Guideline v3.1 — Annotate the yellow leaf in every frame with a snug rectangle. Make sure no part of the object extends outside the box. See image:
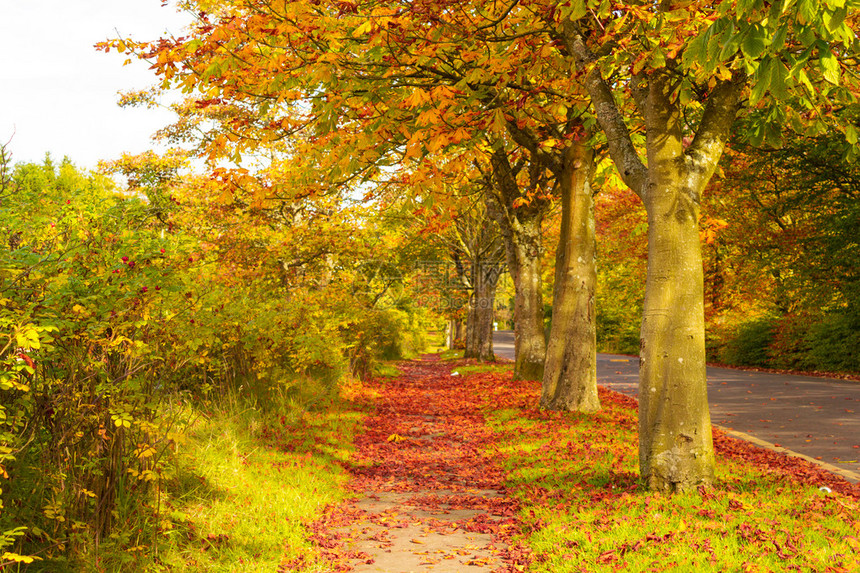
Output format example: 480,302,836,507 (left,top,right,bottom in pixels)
490,108,507,134
352,19,373,38
1,553,40,563
404,89,431,108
